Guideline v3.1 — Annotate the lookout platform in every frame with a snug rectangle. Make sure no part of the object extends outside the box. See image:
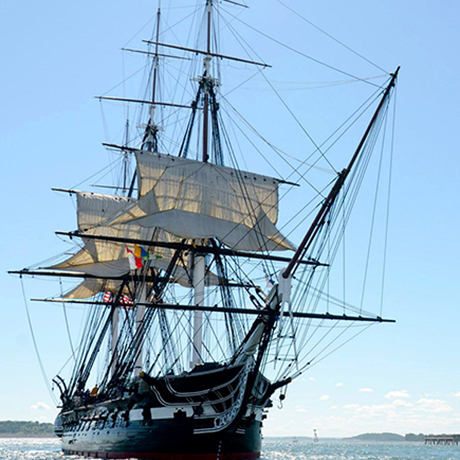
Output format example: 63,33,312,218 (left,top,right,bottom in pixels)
425,435,460,445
